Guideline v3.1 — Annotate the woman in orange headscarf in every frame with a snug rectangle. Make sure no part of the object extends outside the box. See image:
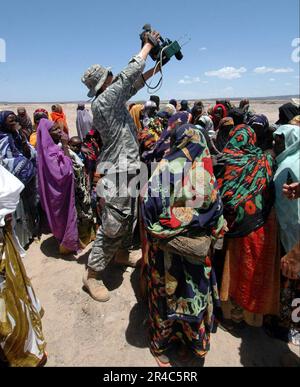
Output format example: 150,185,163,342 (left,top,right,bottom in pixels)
50,104,69,136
